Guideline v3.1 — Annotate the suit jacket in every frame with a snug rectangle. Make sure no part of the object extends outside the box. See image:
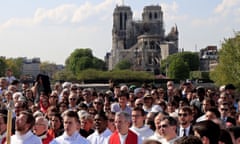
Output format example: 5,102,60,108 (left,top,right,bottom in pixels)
177,125,194,137
224,116,236,126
